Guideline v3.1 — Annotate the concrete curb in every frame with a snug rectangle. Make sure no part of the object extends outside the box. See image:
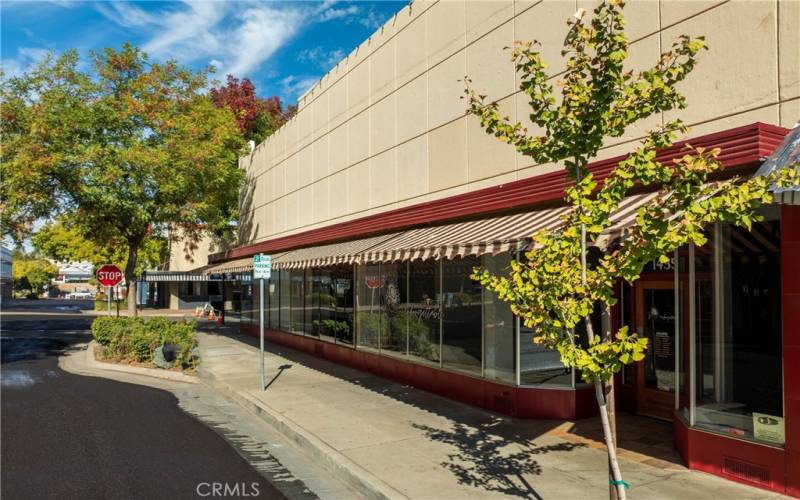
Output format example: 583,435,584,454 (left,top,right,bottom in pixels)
86,341,198,384
198,366,407,500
